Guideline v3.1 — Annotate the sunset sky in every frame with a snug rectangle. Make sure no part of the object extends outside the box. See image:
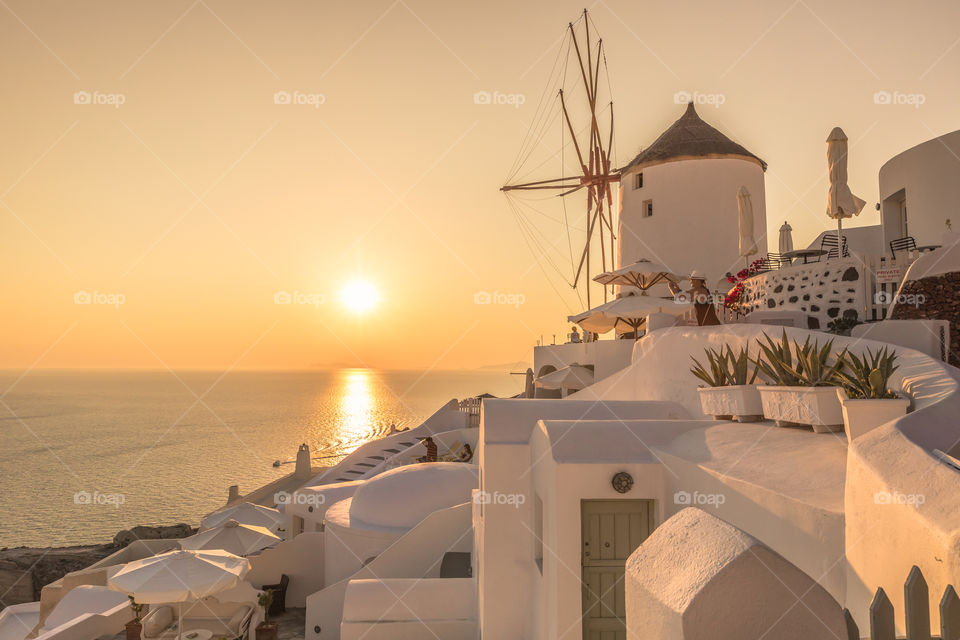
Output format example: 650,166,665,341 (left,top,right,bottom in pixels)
3,0,959,370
